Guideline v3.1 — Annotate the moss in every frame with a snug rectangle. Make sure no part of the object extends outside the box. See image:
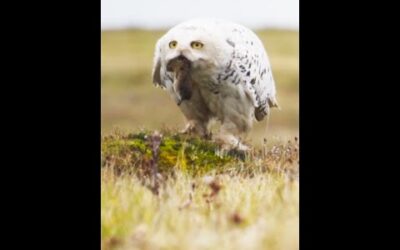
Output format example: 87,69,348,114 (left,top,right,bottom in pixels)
101,130,299,177
101,131,237,175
